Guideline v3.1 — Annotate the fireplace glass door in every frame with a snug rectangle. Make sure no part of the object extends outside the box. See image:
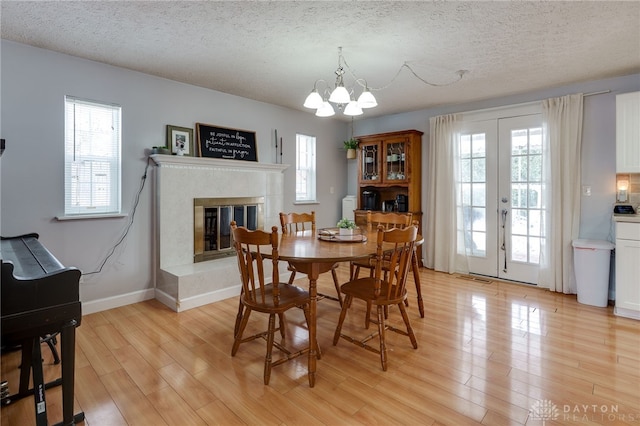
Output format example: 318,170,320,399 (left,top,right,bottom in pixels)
194,197,264,262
